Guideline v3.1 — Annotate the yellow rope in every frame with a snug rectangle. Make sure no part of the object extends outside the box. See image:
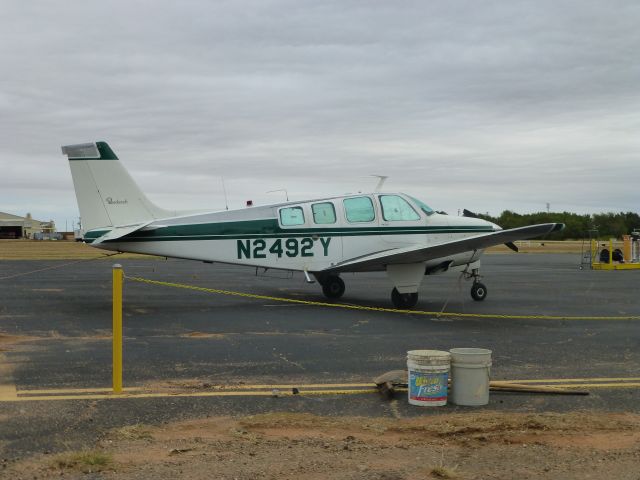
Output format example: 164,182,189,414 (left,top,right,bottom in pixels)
124,275,640,321
0,252,122,281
